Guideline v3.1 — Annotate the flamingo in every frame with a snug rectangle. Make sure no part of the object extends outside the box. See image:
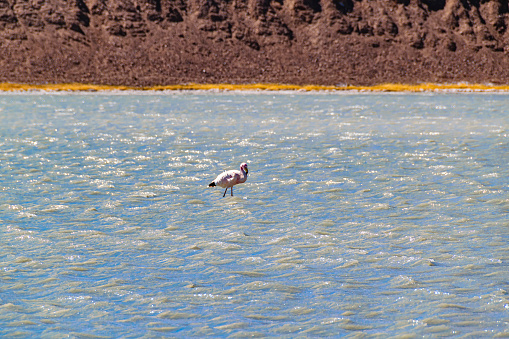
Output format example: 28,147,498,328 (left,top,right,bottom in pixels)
208,163,249,197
